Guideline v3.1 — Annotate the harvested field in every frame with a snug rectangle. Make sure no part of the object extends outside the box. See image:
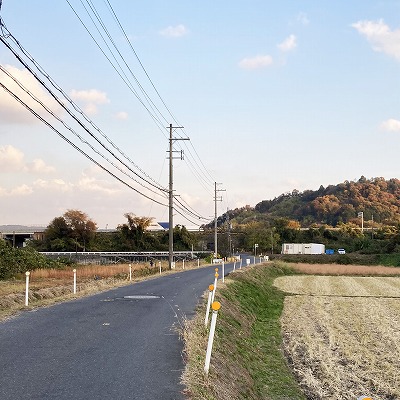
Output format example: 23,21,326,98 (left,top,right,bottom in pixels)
275,272,400,399
283,262,400,276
